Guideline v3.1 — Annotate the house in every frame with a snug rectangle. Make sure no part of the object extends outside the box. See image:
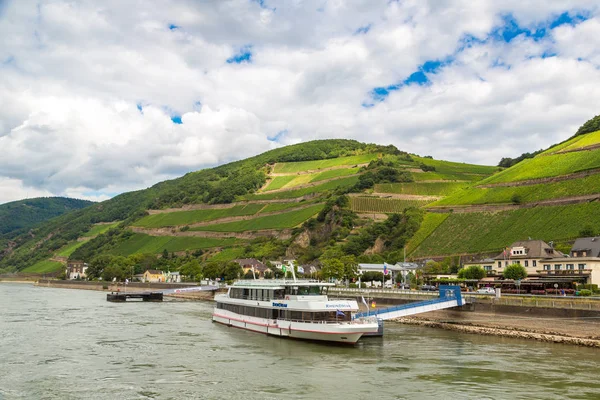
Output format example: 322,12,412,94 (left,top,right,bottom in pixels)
66,260,88,280
143,270,165,283
535,237,600,285
234,258,270,278
166,271,181,283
